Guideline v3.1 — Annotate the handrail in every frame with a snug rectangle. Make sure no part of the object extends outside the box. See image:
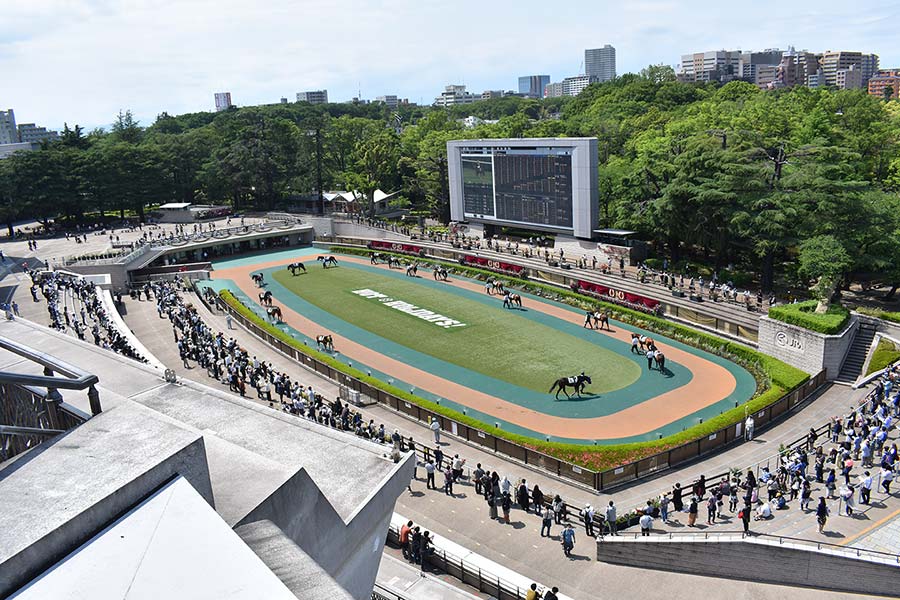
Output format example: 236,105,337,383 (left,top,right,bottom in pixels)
600,529,900,563
0,337,99,389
